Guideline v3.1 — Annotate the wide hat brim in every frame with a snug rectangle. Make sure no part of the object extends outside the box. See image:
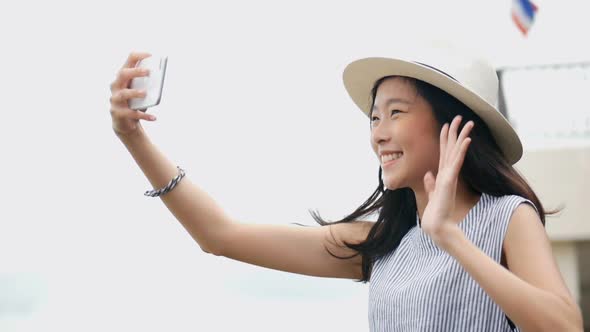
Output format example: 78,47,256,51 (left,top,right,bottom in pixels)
342,57,523,165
